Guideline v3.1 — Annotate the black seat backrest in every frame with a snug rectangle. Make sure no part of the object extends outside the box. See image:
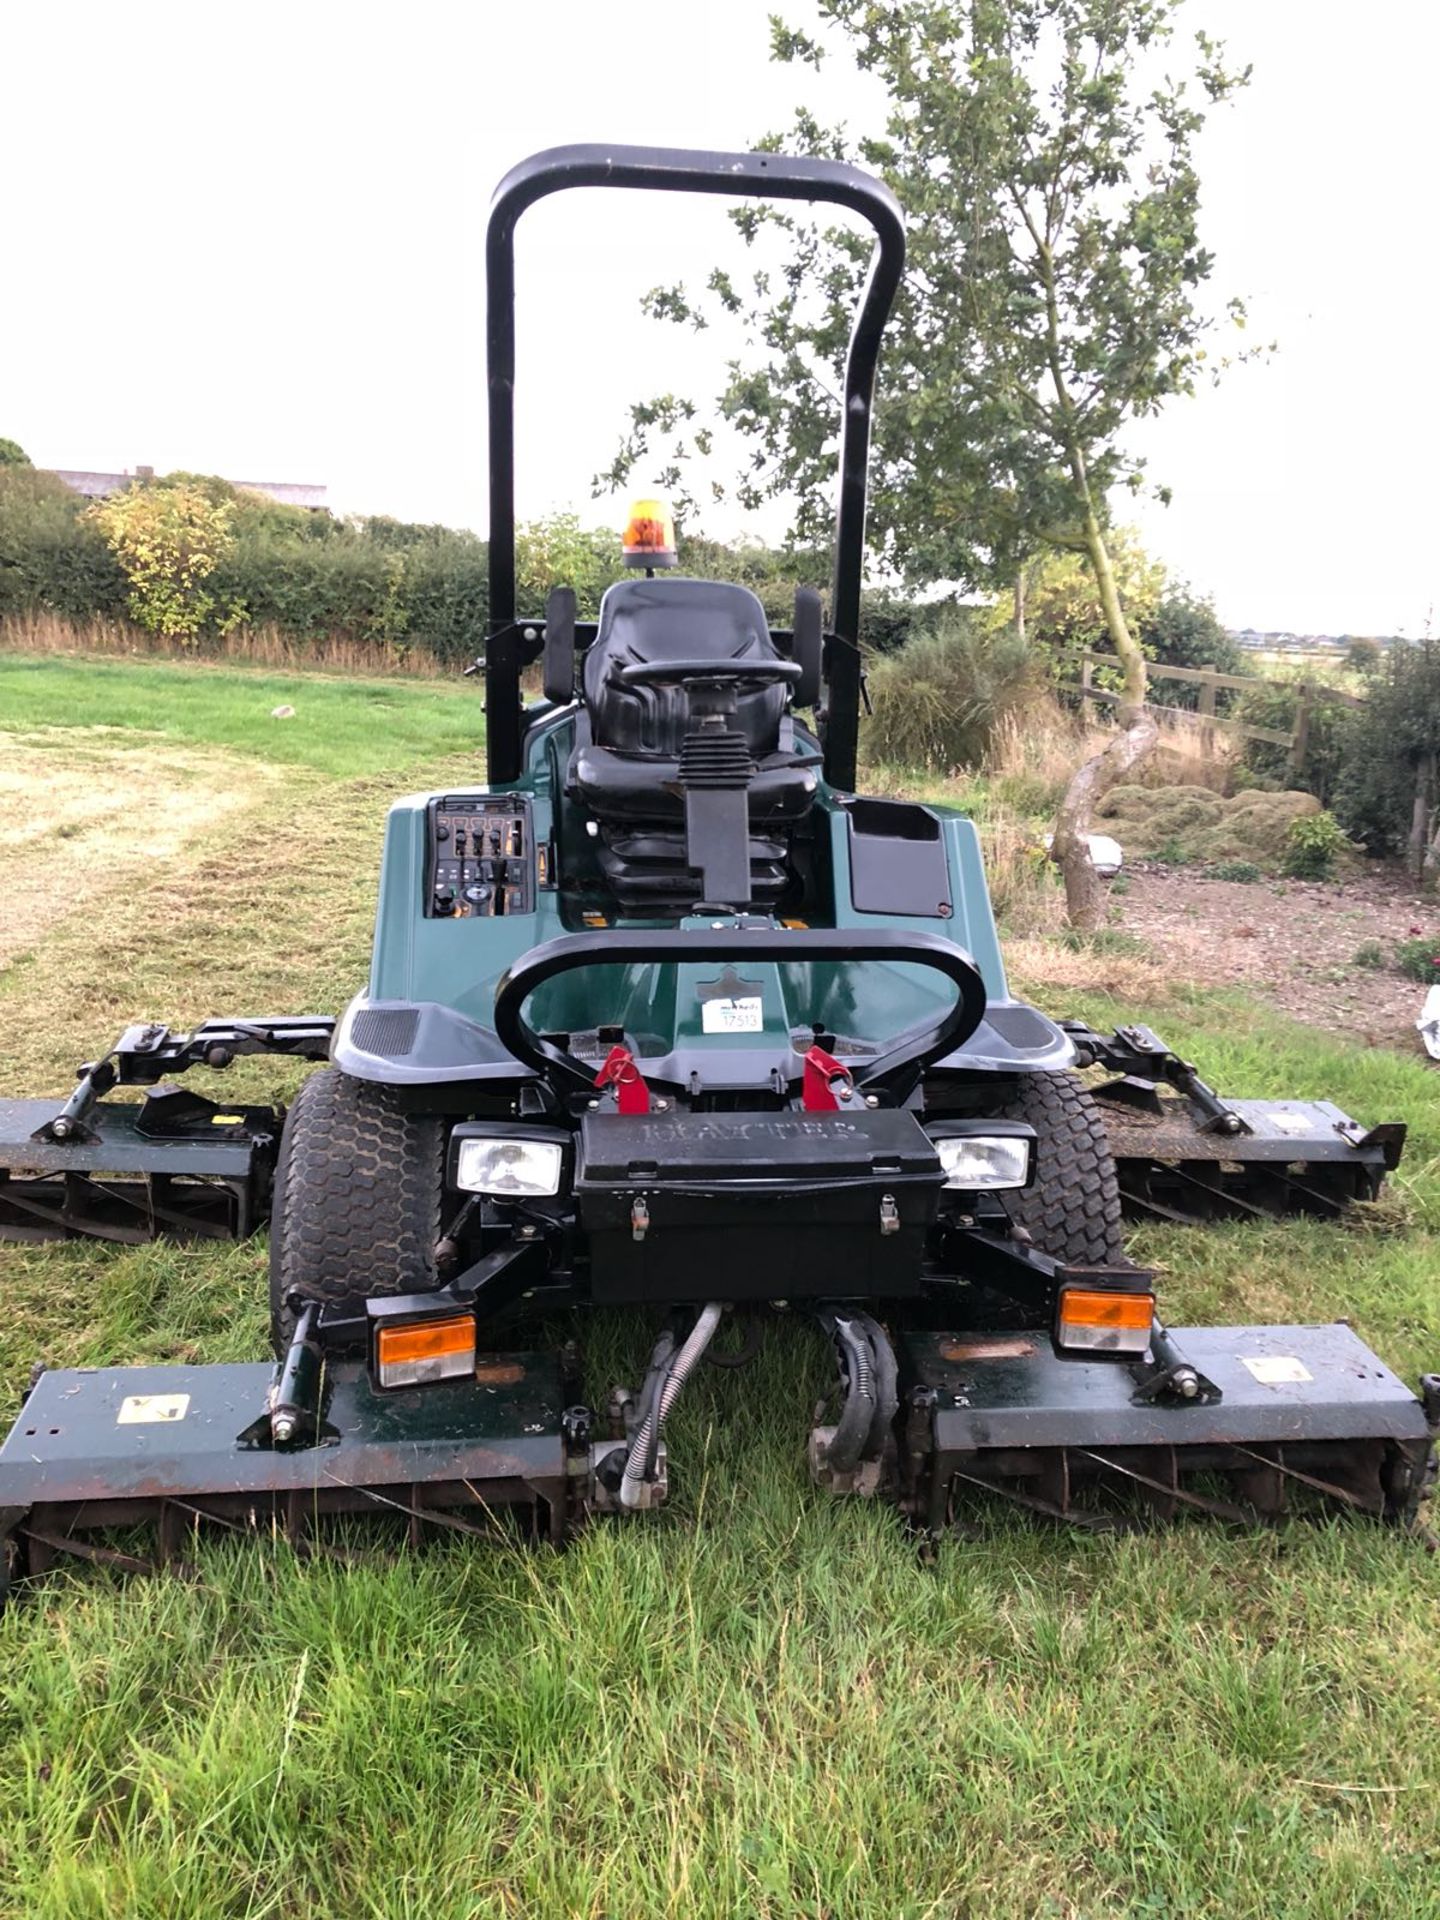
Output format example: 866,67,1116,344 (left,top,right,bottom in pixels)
584,576,788,757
